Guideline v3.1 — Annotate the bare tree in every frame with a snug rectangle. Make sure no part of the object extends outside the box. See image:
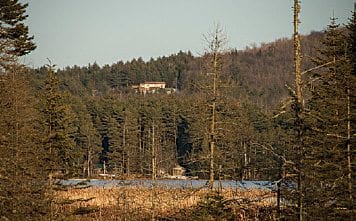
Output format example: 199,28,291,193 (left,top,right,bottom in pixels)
292,1,304,220
203,24,227,189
